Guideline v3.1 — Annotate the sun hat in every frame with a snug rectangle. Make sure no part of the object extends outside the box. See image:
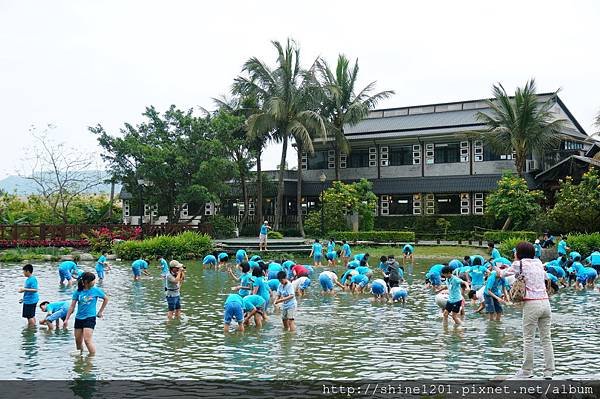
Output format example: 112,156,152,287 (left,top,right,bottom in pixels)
535,239,540,244
169,260,184,269
264,220,269,224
